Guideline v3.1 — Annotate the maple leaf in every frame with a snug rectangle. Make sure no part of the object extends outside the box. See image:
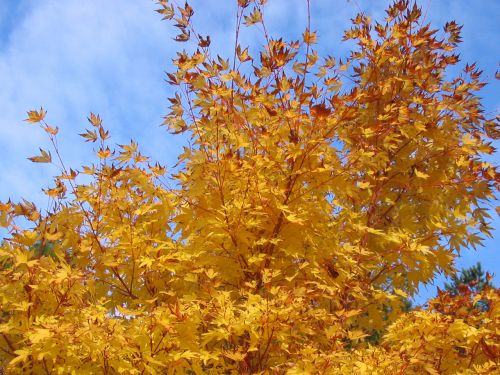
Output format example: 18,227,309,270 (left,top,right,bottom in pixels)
27,148,52,163
88,112,102,127
79,129,98,142
25,108,47,123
